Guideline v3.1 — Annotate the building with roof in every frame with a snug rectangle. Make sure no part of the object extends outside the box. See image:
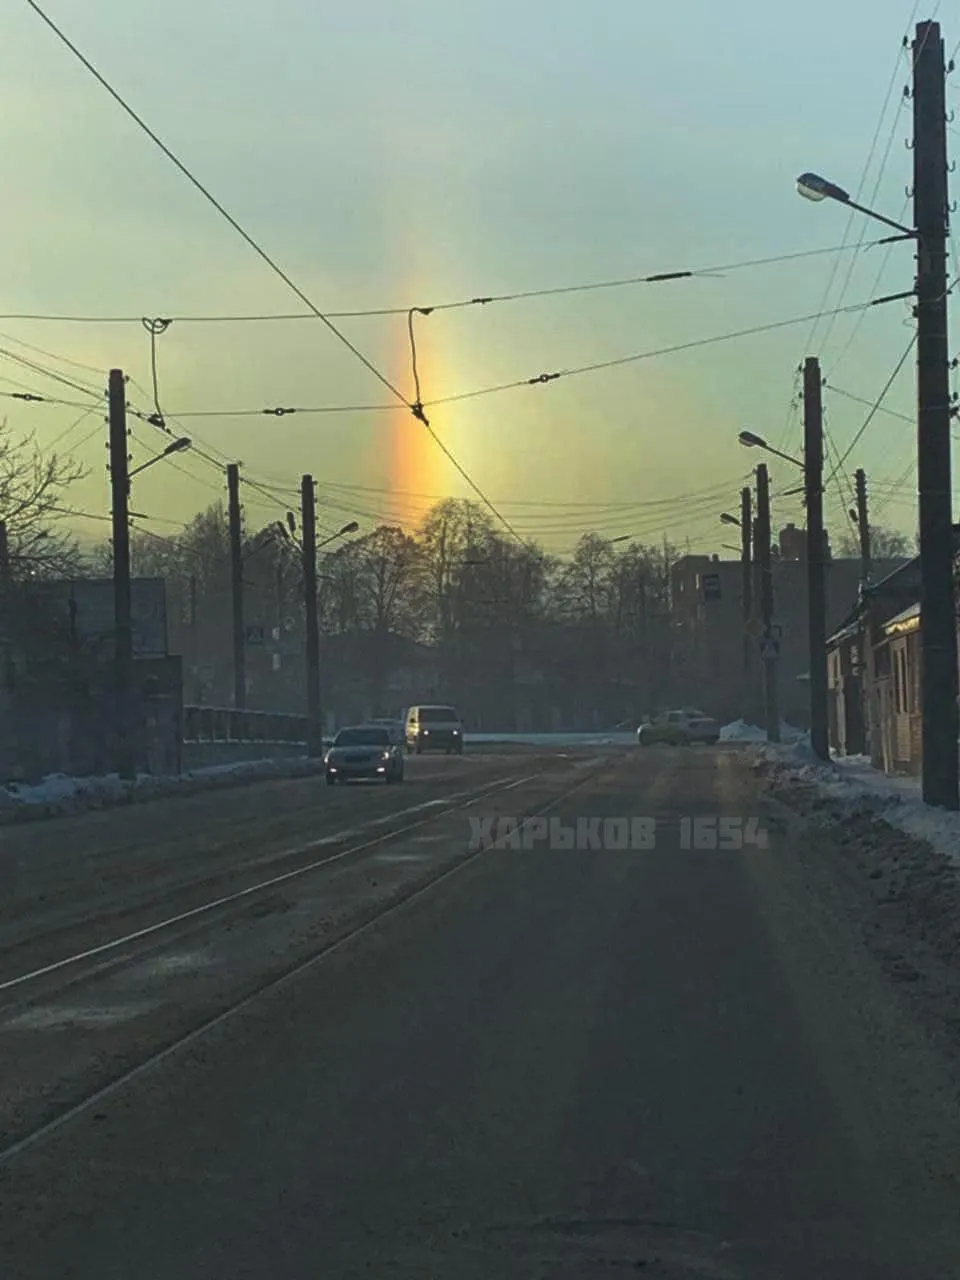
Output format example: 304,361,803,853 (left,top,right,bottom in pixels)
826,533,960,776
